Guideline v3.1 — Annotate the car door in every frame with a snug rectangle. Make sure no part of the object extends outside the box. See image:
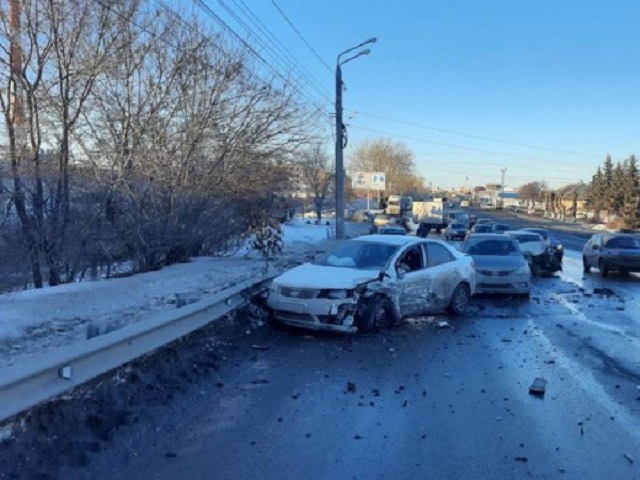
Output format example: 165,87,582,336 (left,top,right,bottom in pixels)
424,242,460,312
396,244,432,318
585,235,601,267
